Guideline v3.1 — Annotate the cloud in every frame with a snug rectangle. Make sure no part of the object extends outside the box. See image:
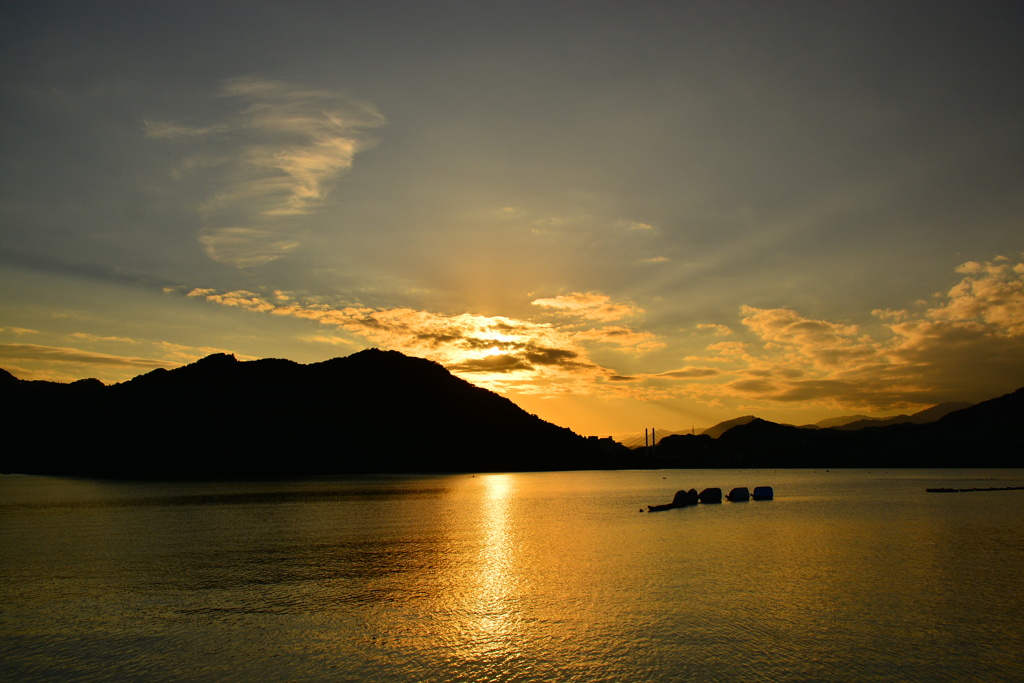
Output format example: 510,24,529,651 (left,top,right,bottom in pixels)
446,354,535,374
687,255,1024,410
0,327,40,336
619,220,654,232
657,367,721,379
739,306,876,369
573,326,664,352
196,228,301,269
143,120,230,139
696,323,733,336
531,292,643,322
181,287,614,394
300,334,357,346
0,344,168,369
176,255,1024,414
70,333,140,343
149,77,386,267
920,257,1024,335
